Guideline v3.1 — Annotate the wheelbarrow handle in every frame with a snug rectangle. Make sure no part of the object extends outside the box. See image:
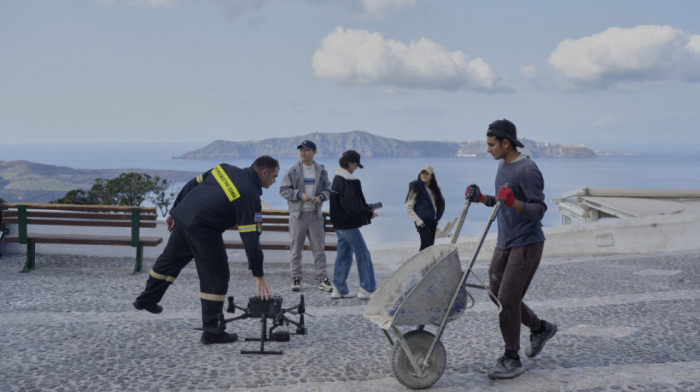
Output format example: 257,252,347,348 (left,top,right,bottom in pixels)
450,199,471,244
